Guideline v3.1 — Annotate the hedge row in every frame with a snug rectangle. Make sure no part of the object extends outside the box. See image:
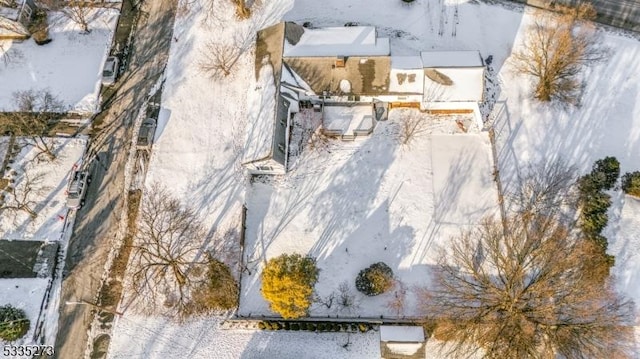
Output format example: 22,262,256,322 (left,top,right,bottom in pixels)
578,157,618,267
622,171,640,197
257,321,372,333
